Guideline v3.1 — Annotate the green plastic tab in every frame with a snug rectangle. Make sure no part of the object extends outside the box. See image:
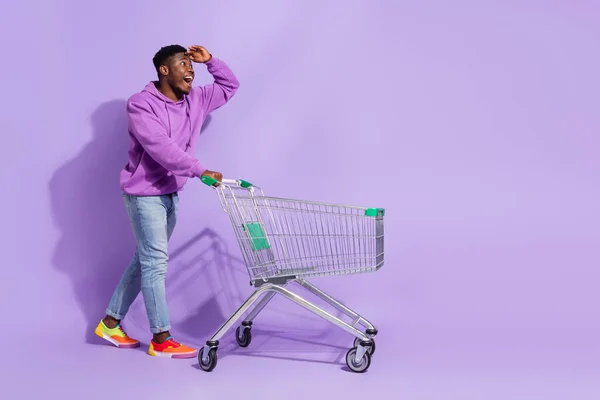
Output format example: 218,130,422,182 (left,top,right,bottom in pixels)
239,179,253,188
243,223,270,251
201,175,218,186
365,208,385,217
